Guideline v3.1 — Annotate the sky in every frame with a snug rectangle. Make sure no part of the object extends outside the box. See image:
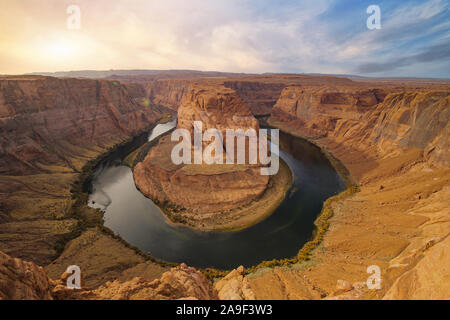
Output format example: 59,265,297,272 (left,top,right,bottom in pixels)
0,0,449,77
